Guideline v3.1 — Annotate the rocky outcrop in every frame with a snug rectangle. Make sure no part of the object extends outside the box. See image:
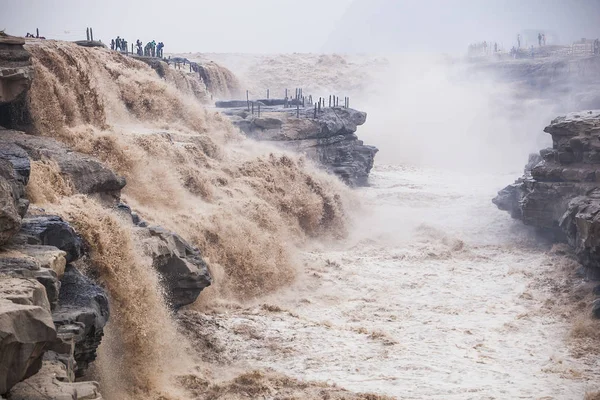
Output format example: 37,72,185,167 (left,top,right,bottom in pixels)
0,33,33,130
140,226,211,308
0,141,30,245
0,130,126,201
7,360,103,400
0,277,56,395
18,215,84,263
0,130,113,395
52,265,109,377
494,110,600,279
230,107,378,186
